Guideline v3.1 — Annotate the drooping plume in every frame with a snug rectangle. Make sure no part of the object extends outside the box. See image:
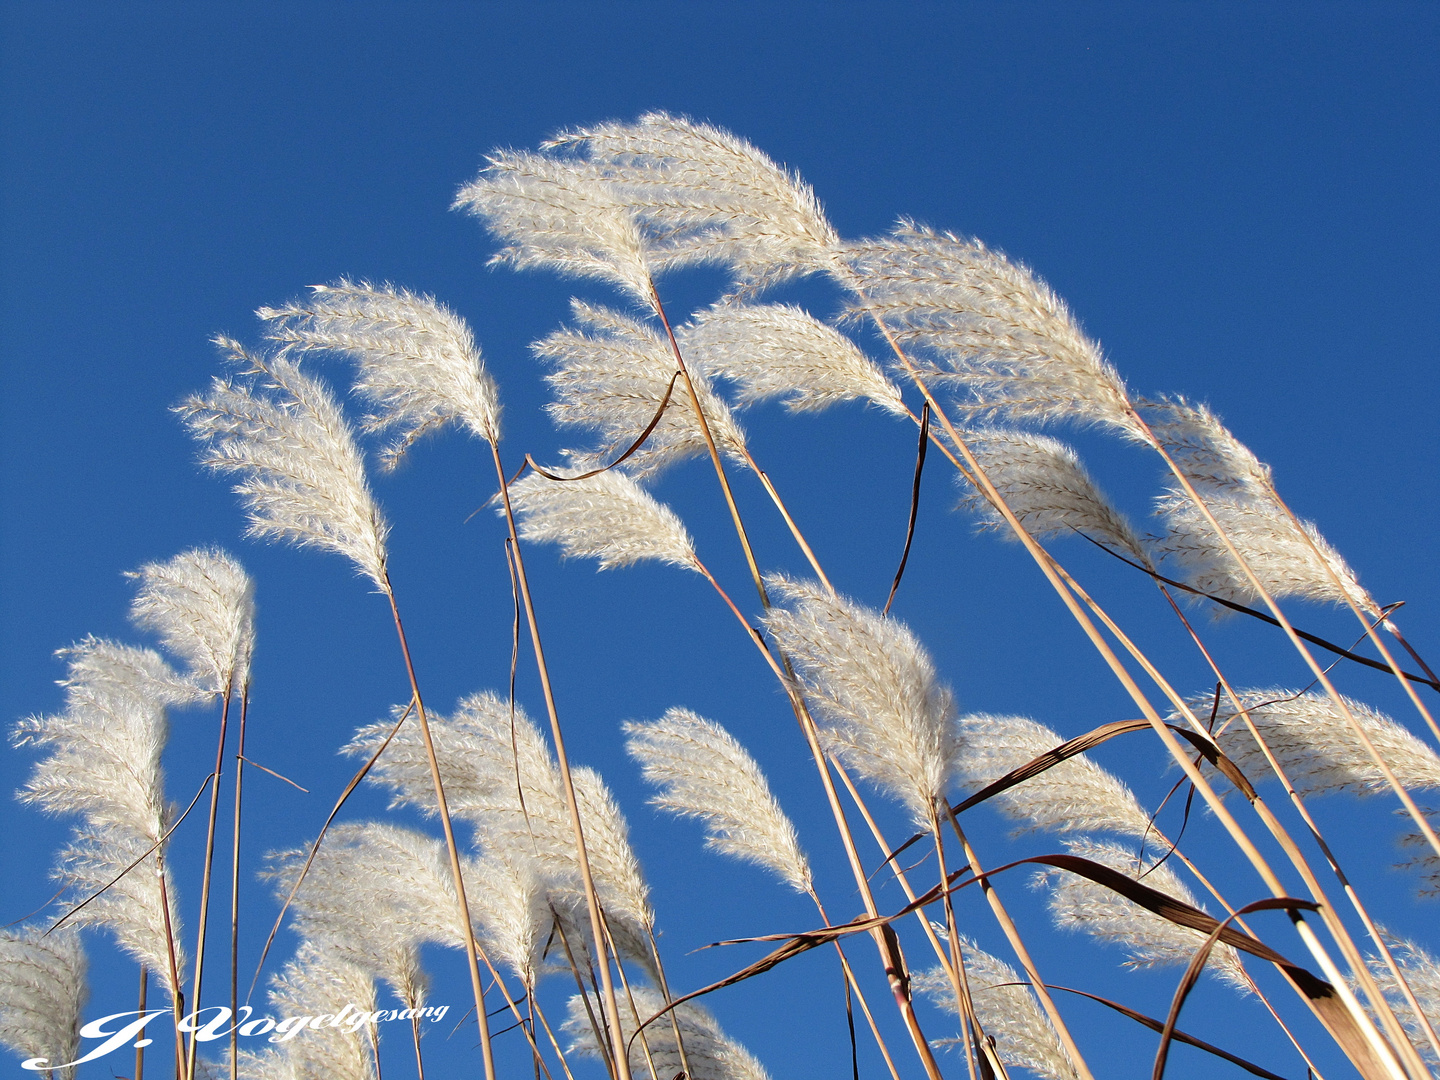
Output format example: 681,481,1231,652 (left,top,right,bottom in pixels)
843,222,1142,437
258,279,502,463
914,936,1078,1080
625,708,812,894
549,111,842,290
1200,689,1440,797
954,429,1147,561
1146,399,1373,613
0,926,87,1080
1036,837,1249,992
533,300,748,478
507,469,701,572
677,302,906,416
565,984,773,1080
956,714,1155,841
179,340,391,590
454,149,658,303
13,639,195,995
1154,487,1370,612
761,574,961,827
128,547,256,695
1367,935,1440,1065
270,823,461,1008
348,692,657,969
237,944,377,1080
